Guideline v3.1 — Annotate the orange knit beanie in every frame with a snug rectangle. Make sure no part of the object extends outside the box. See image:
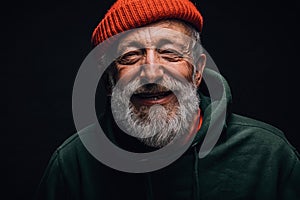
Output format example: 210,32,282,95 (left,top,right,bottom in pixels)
91,0,203,46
